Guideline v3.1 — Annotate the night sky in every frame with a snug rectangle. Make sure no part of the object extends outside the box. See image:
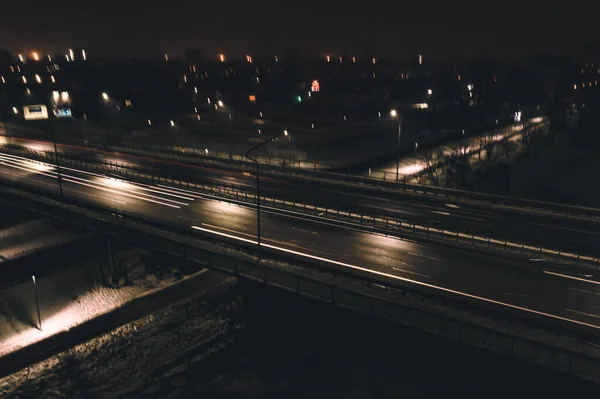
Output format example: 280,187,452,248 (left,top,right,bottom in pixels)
0,0,592,60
